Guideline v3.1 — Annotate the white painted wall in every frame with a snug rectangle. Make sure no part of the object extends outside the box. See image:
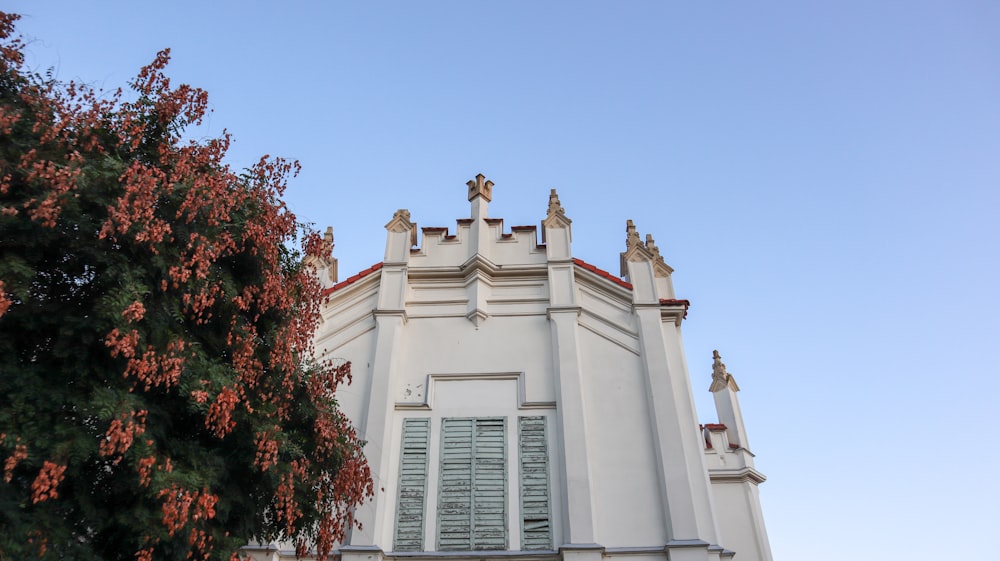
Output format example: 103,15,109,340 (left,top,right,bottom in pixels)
302,184,773,561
